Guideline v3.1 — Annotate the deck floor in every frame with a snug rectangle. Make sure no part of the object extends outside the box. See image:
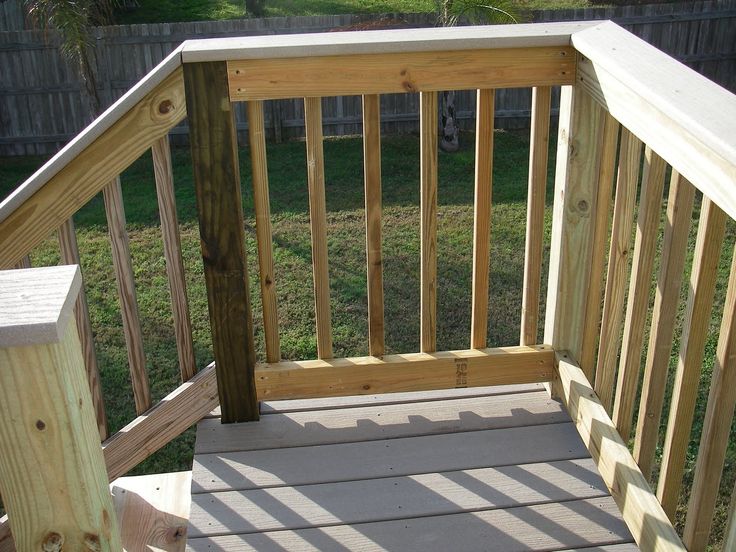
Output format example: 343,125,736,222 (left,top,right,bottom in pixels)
187,384,638,551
